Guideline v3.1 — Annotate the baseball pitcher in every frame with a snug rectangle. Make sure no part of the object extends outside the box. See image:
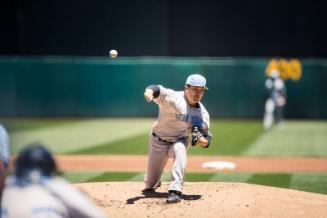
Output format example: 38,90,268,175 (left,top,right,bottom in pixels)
143,74,212,204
